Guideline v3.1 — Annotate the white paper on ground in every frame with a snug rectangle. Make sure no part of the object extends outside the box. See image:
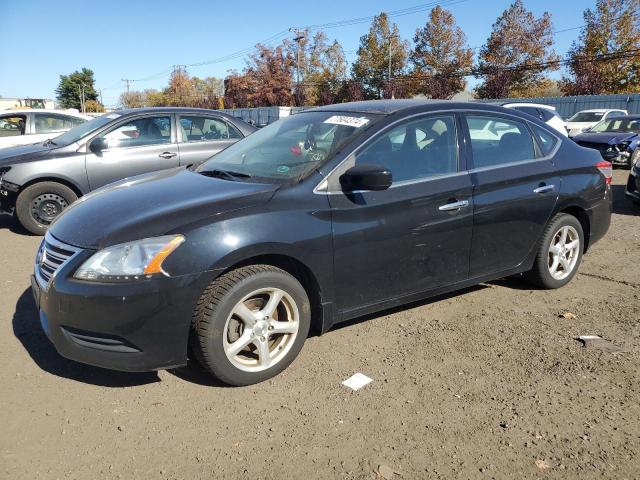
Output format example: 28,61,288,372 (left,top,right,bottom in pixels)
342,373,373,391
